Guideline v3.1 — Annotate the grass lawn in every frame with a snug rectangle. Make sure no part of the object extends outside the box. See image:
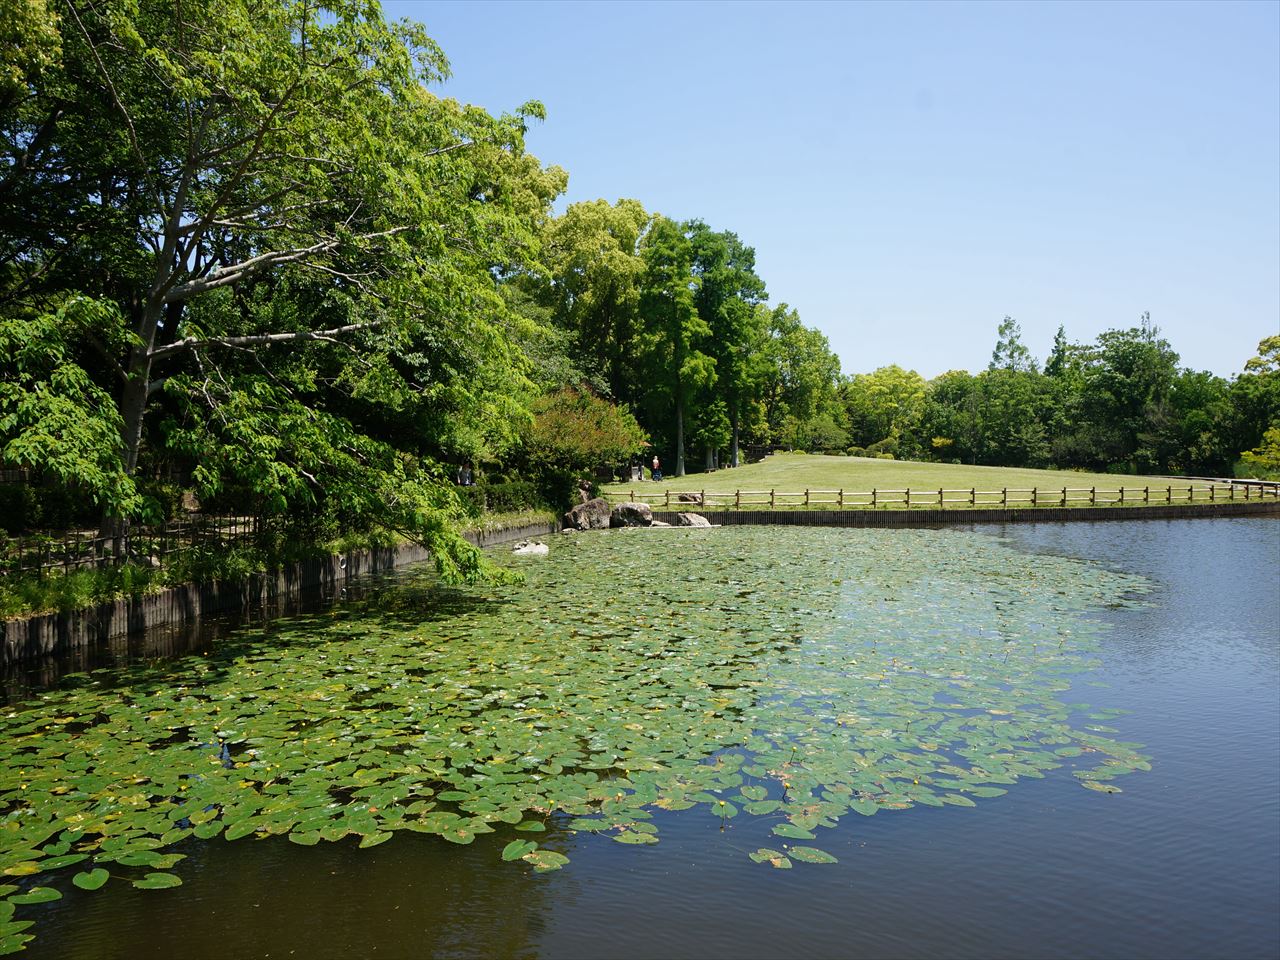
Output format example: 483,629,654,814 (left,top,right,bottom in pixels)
601,453,1241,508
